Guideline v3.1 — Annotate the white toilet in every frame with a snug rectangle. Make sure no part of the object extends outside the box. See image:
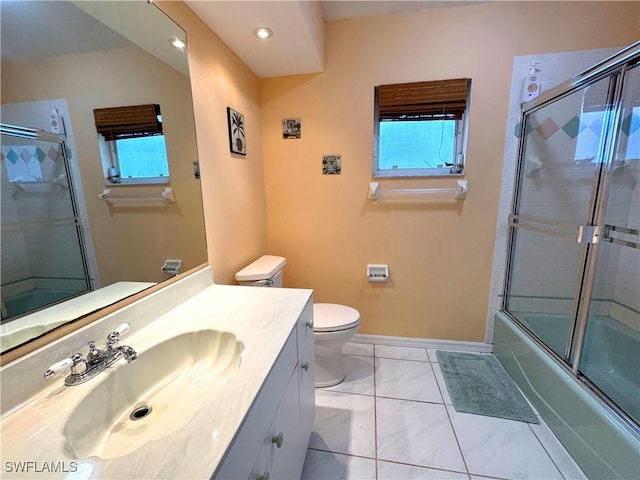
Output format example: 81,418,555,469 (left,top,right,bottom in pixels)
312,303,360,387
236,255,360,388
